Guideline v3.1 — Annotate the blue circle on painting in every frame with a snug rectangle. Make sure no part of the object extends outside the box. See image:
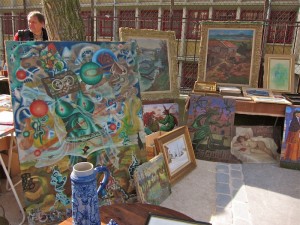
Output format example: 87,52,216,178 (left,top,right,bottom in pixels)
80,62,103,85
92,49,117,76
286,106,292,114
